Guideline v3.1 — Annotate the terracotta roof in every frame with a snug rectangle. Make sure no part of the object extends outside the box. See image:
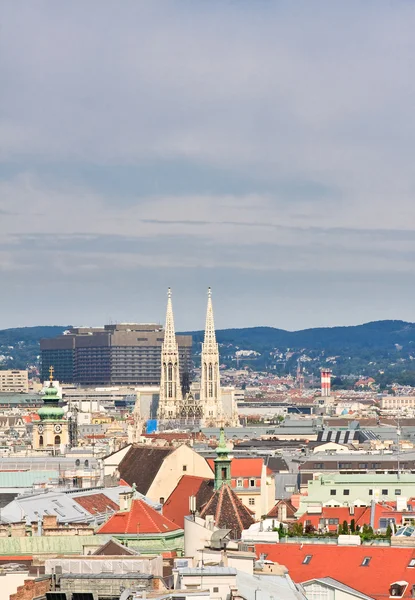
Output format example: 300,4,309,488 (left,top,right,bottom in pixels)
163,475,214,528
200,483,255,539
73,493,119,515
118,445,172,494
255,544,415,600
96,498,181,535
206,457,266,477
